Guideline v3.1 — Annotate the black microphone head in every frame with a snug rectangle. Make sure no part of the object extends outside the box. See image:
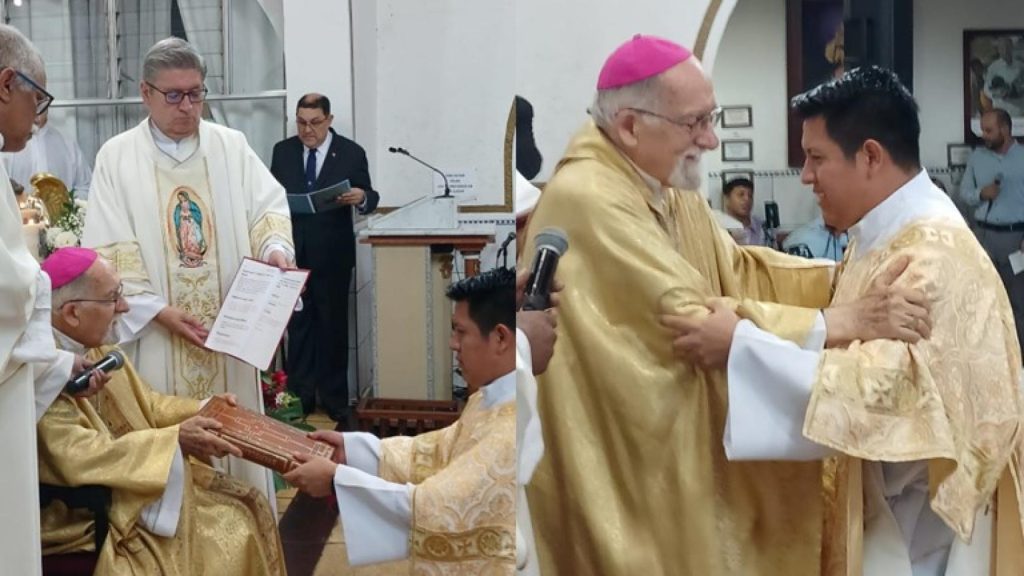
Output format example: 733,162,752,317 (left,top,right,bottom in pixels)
534,227,568,256
388,146,399,153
